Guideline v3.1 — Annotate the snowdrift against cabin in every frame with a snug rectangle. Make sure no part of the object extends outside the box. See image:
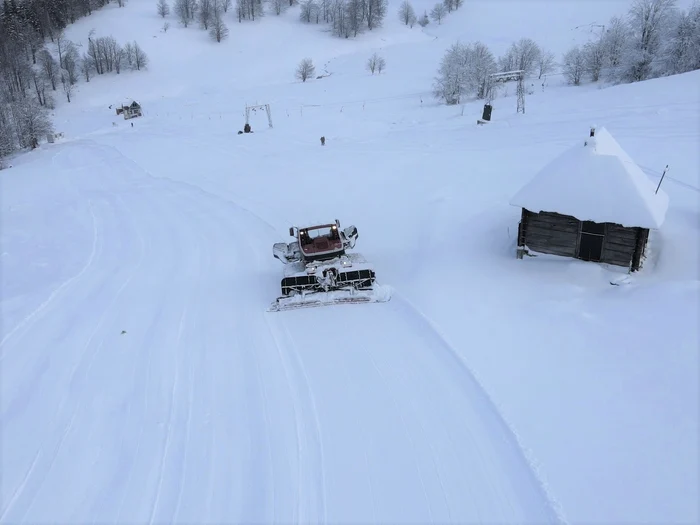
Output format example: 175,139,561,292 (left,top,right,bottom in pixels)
510,127,669,230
